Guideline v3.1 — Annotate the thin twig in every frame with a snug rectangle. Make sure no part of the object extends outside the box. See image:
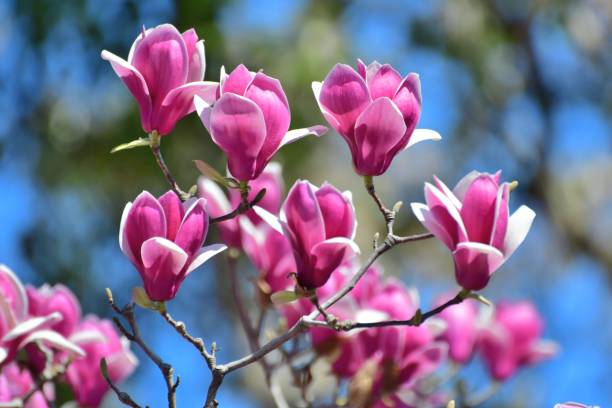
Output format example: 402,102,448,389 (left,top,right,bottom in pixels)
209,187,266,225
101,358,143,408
106,289,178,408
22,360,70,403
149,131,189,201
